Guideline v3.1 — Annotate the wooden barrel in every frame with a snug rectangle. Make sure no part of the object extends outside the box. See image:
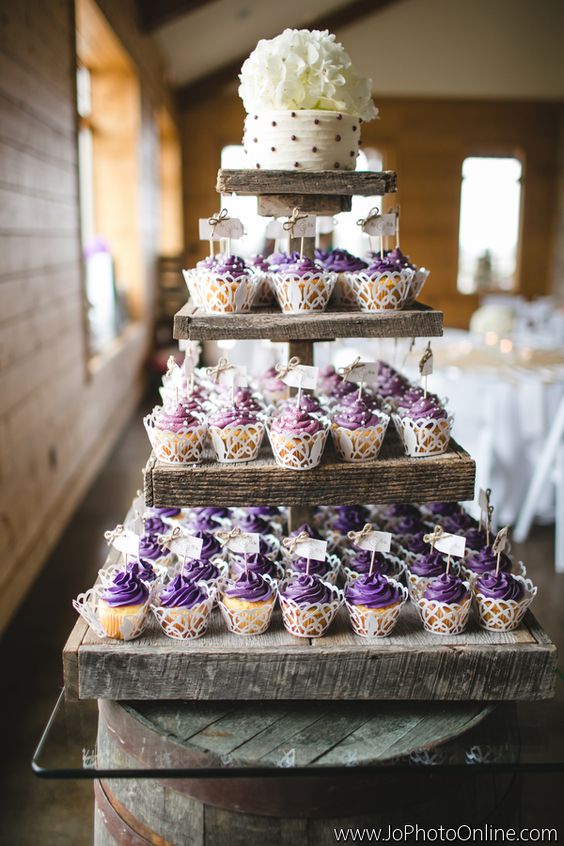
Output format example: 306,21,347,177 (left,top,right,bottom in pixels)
94,699,519,845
